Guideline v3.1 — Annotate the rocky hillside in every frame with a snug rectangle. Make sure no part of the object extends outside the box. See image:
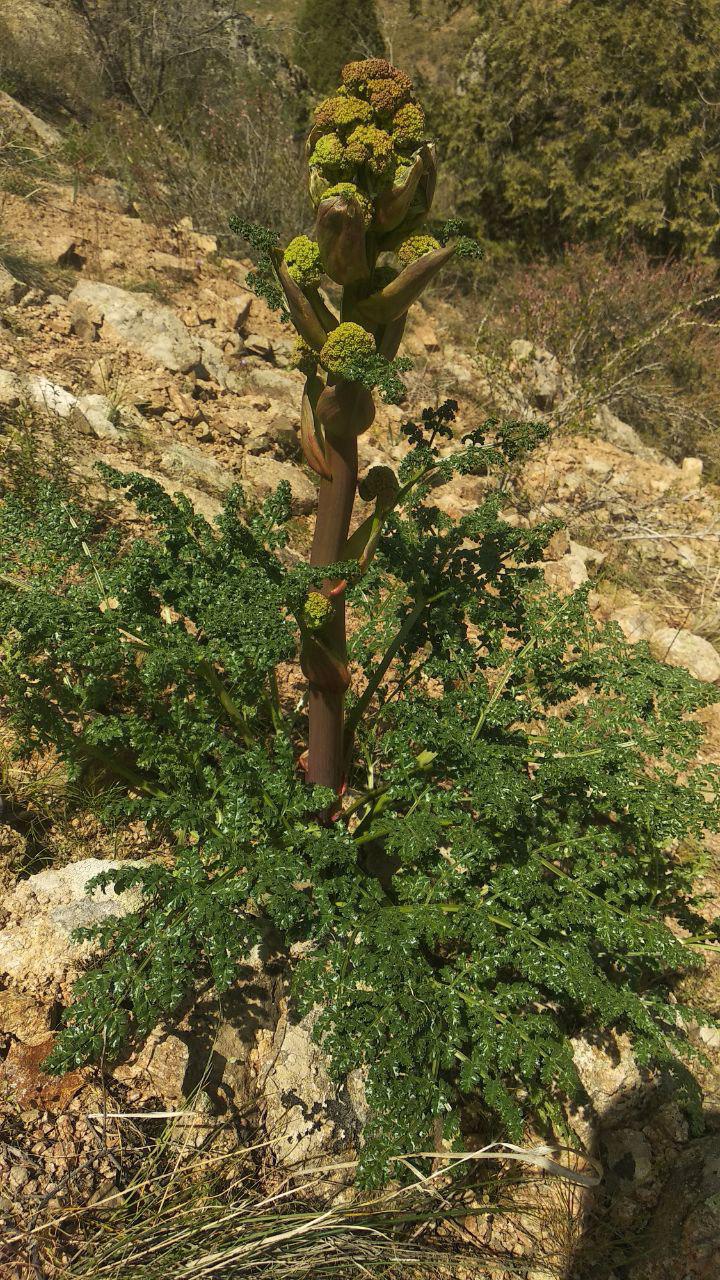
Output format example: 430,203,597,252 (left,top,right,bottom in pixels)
1,90,720,1279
